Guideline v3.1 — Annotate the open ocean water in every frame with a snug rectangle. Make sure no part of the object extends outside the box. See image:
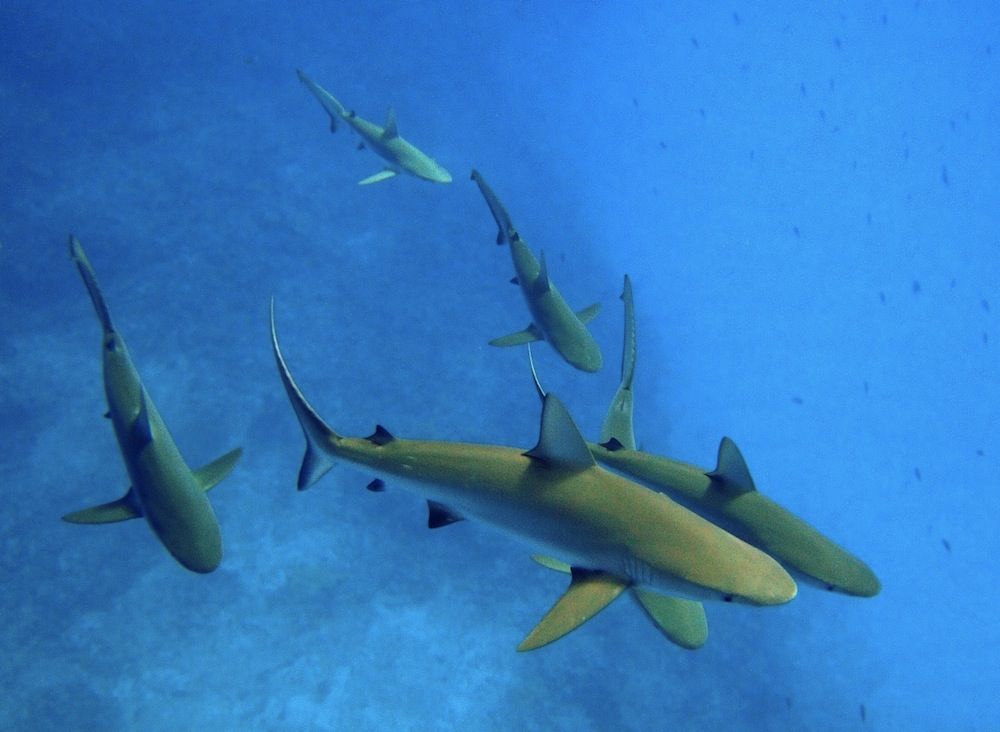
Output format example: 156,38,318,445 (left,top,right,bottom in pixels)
1,2,997,730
